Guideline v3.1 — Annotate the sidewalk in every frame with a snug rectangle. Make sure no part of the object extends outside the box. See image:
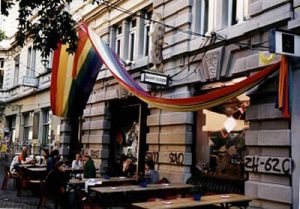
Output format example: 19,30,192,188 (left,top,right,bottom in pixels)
0,154,54,209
